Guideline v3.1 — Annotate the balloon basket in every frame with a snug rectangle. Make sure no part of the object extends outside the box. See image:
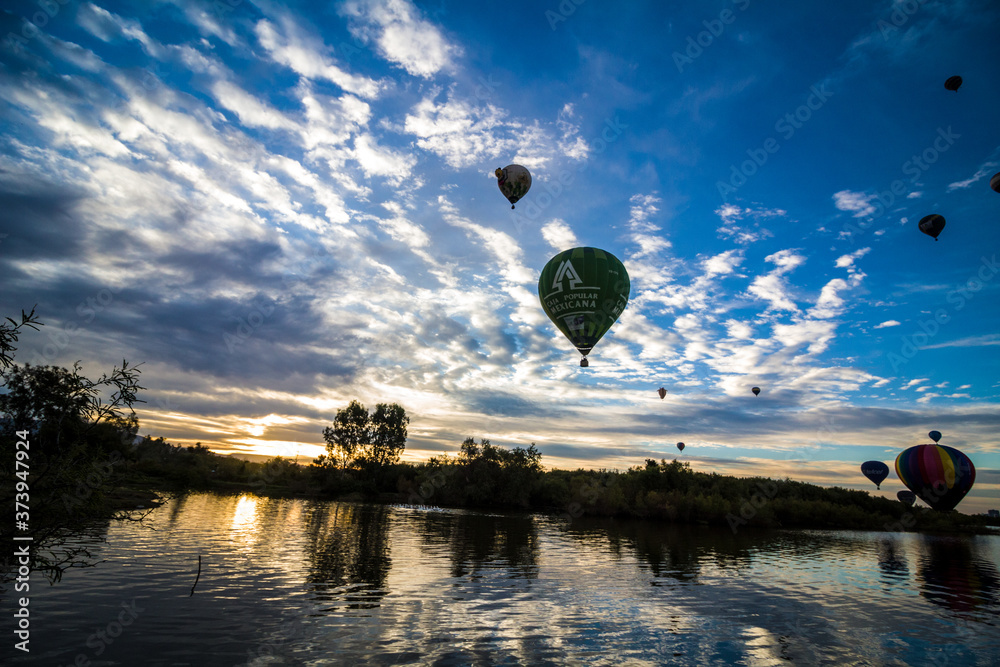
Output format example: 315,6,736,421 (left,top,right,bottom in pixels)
580,357,588,367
